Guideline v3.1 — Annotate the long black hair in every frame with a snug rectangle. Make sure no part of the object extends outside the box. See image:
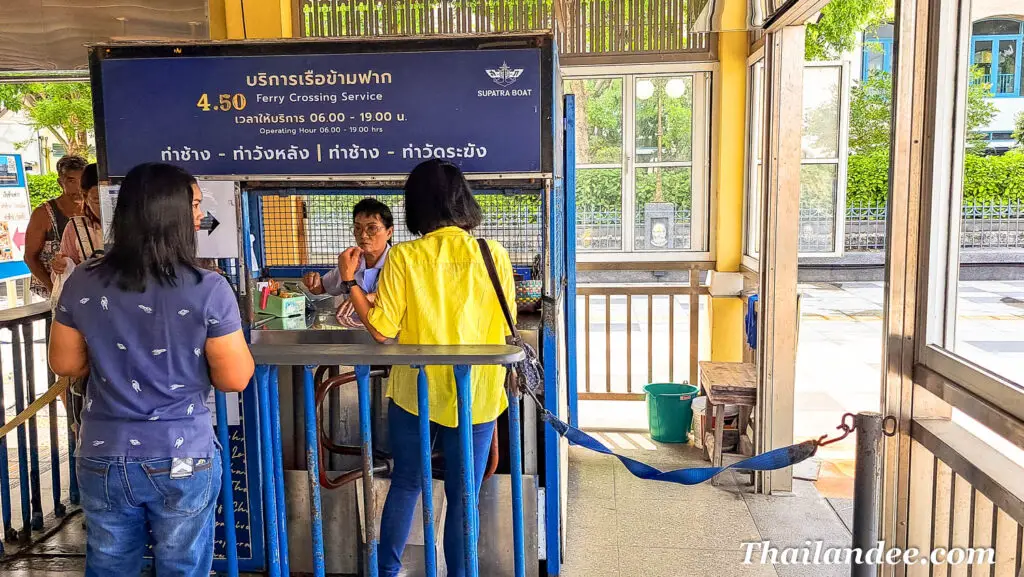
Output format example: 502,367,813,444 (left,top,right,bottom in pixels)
403,160,482,236
90,163,201,292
